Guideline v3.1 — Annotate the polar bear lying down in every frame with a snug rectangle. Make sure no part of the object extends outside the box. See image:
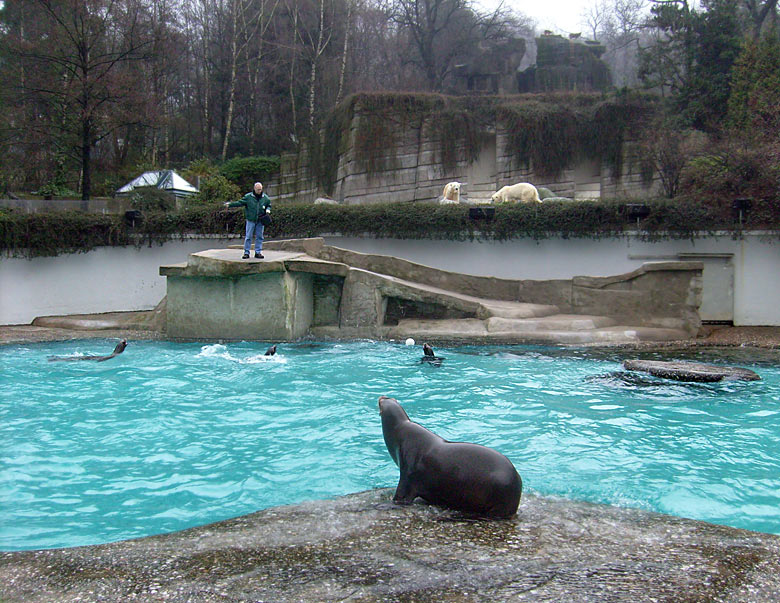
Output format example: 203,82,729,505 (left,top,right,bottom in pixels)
491,182,542,204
